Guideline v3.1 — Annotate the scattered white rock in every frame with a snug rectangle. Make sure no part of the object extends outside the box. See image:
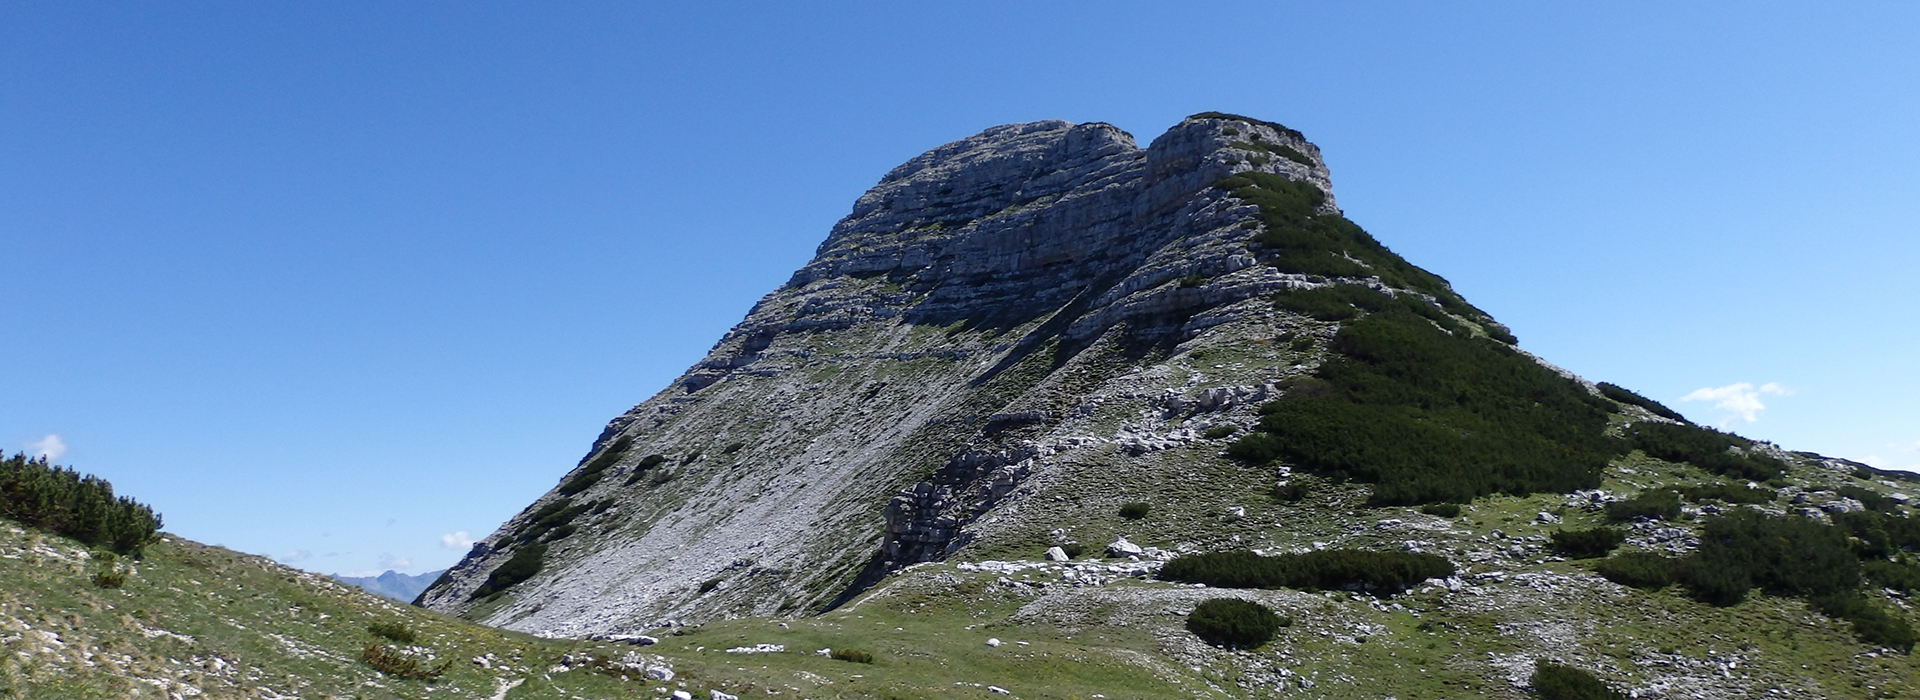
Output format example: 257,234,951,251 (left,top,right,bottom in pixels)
988,686,1012,695
711,691,739,700
646,665,675,681
985,638,1002,647
1535,511,1560,524
1106,537,1144,557
724,644,785,654
672,691,693,700
1044,546,1070,562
